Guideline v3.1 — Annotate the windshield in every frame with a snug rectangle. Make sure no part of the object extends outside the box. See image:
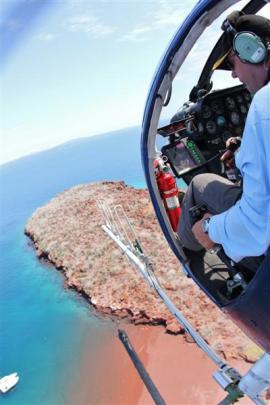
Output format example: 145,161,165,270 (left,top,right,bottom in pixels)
158,0,270,126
